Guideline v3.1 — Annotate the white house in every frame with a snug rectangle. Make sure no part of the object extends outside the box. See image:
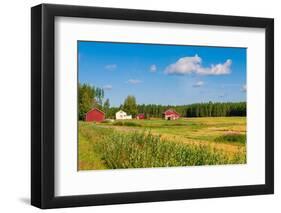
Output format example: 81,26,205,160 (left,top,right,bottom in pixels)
115,110,132,120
